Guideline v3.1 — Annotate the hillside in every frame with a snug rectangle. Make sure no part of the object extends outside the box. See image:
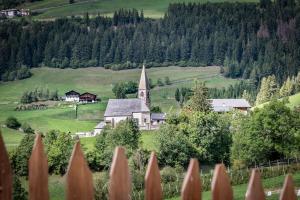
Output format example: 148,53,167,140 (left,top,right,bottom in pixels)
0,66,237,134
253,92,300,110
20,0,258,19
